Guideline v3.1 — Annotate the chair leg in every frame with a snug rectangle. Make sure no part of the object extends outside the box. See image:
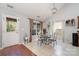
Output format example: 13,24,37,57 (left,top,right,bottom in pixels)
52,41,57,47
55,40,57,45
38,40,42,46
38,40,43,46
40,40,42,46
52,42,55,47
